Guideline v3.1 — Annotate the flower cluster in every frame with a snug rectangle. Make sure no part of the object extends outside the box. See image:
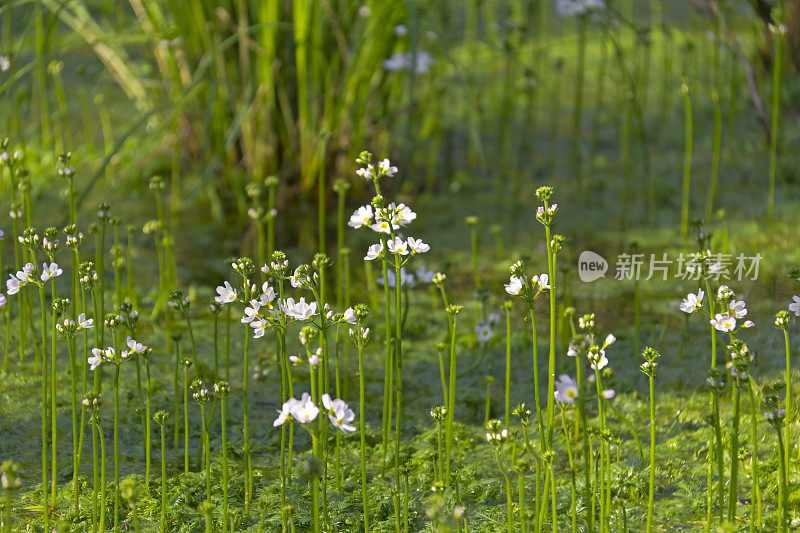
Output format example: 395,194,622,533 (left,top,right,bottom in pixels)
680,284,754,332
485,420,509,444
504,260,549,304
88,337,147,370
273,393,356,433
